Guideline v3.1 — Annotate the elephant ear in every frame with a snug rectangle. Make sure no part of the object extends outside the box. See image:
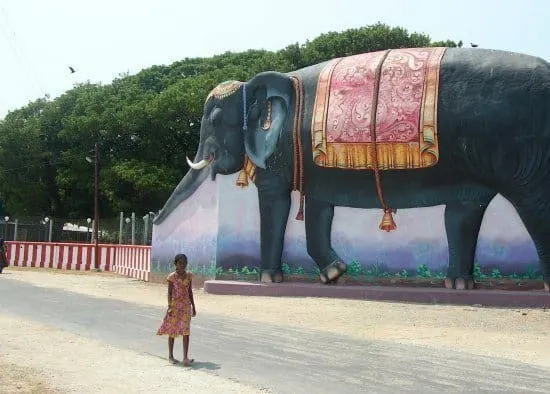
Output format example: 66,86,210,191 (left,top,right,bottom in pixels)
243,71,293,169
